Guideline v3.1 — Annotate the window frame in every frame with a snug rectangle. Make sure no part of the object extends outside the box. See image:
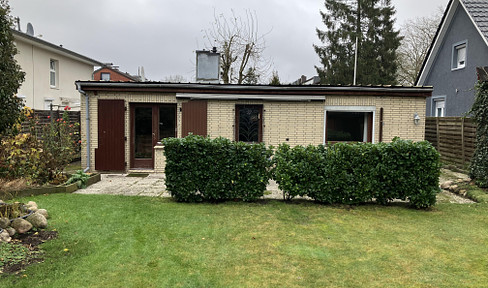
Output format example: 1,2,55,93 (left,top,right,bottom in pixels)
100,72,111,81
451,40,467,71
235,104,263,143
432,96,446,117
50,59,58,88
323,106,376,144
